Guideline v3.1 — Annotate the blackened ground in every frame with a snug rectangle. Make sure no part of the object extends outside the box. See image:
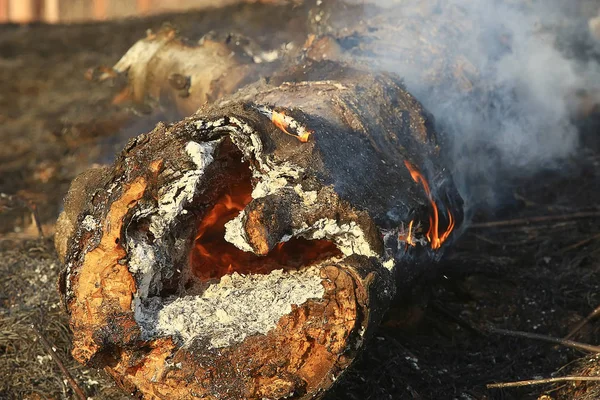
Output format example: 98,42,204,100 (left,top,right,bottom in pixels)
2,6,600,400
0,1,312,235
